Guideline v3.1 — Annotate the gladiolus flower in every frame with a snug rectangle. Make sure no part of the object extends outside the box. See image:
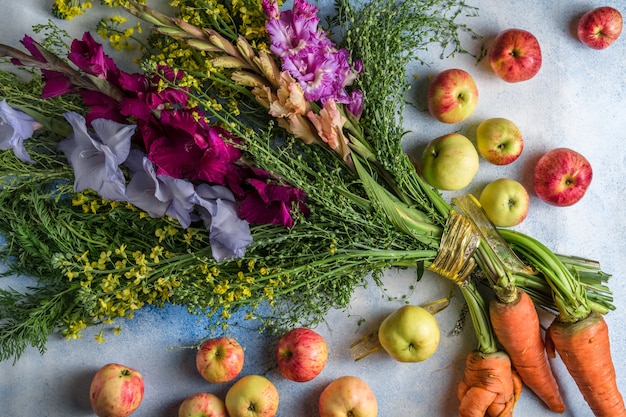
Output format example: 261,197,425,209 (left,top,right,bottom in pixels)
58,112,135,201
194,184,253,261
0,100,40,163
307,99,348,152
